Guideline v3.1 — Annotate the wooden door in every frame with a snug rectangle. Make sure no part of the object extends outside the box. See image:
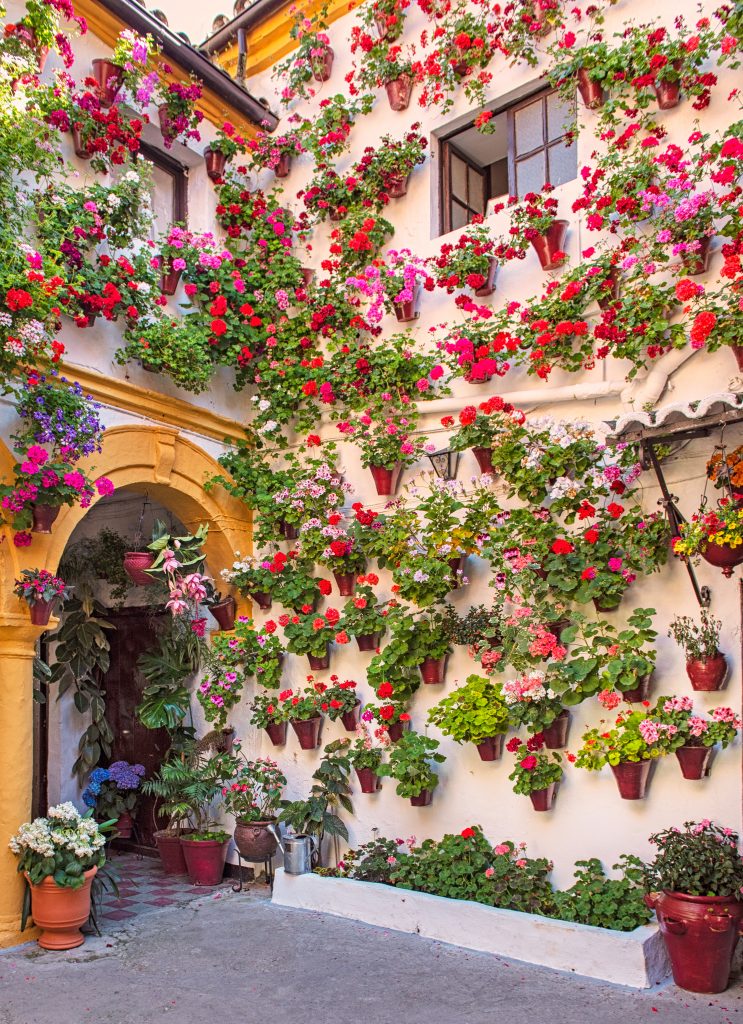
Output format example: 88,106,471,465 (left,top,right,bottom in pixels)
104,608,171,848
